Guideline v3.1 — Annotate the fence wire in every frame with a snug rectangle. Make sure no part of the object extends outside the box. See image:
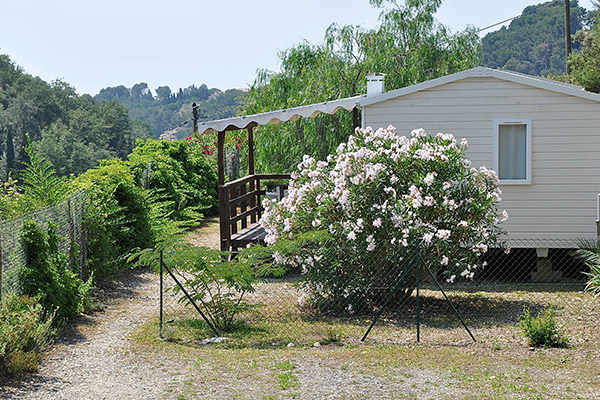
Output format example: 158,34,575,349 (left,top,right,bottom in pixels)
0,191,87,298
157,238,598,348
